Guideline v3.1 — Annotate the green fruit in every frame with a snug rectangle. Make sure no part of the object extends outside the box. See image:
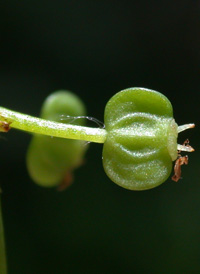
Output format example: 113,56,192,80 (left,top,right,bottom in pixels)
26,90,87,188
103,88,178,190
